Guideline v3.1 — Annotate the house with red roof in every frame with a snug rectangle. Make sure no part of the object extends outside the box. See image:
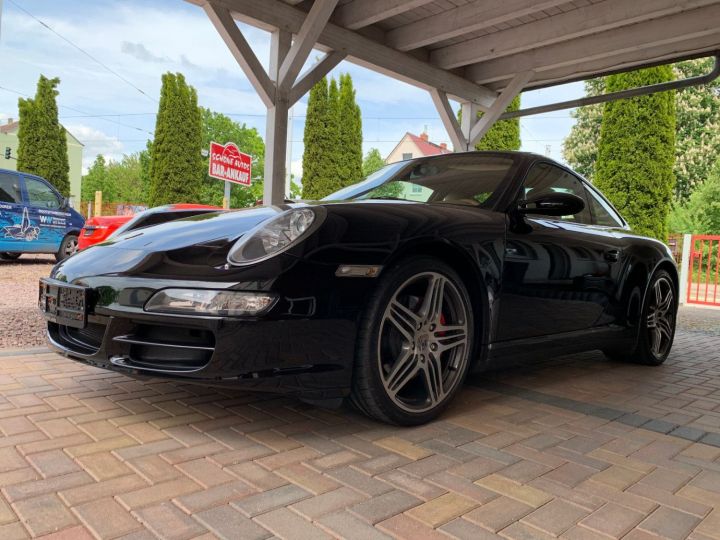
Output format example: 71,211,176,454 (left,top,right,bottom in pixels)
384,131,451,201
385,131,451,164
